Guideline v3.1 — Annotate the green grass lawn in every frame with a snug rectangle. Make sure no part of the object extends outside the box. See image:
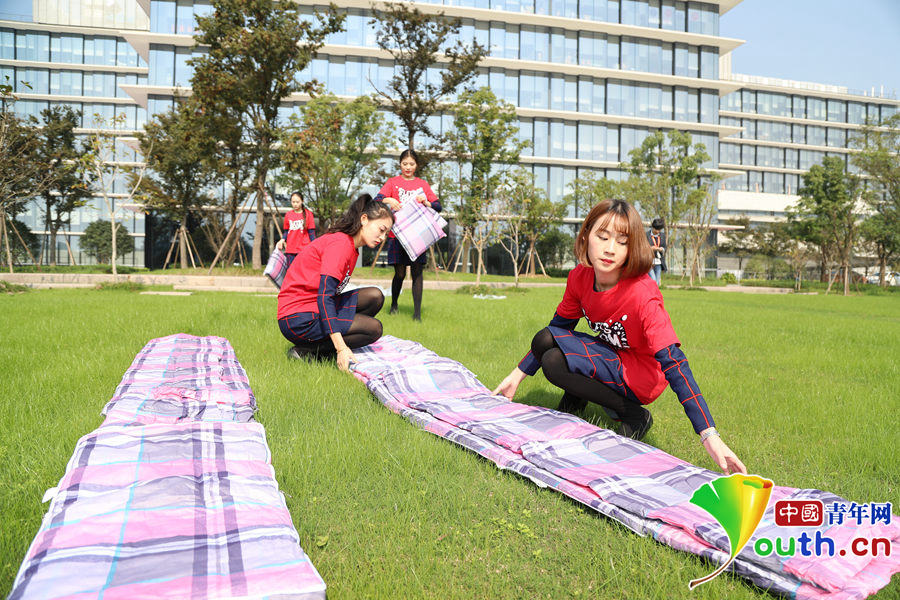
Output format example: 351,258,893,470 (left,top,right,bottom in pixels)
1,286,898,599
